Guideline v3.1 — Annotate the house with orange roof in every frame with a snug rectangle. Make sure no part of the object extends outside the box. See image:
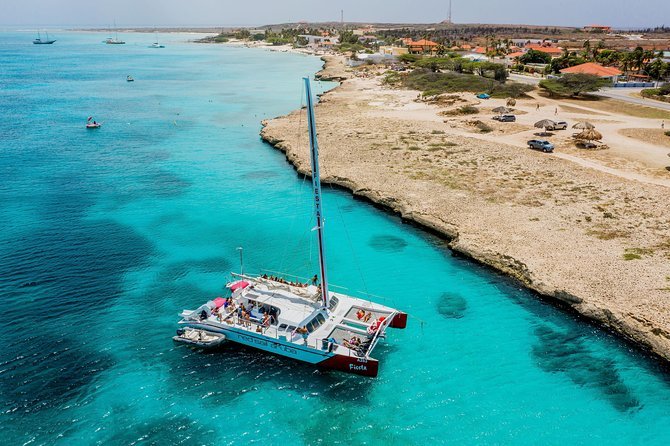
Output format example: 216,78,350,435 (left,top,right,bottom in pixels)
526,44,564,57
560,62,622,82
504,51,526,65
472,46,486,54
583,25,612,33
407,39,440,54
